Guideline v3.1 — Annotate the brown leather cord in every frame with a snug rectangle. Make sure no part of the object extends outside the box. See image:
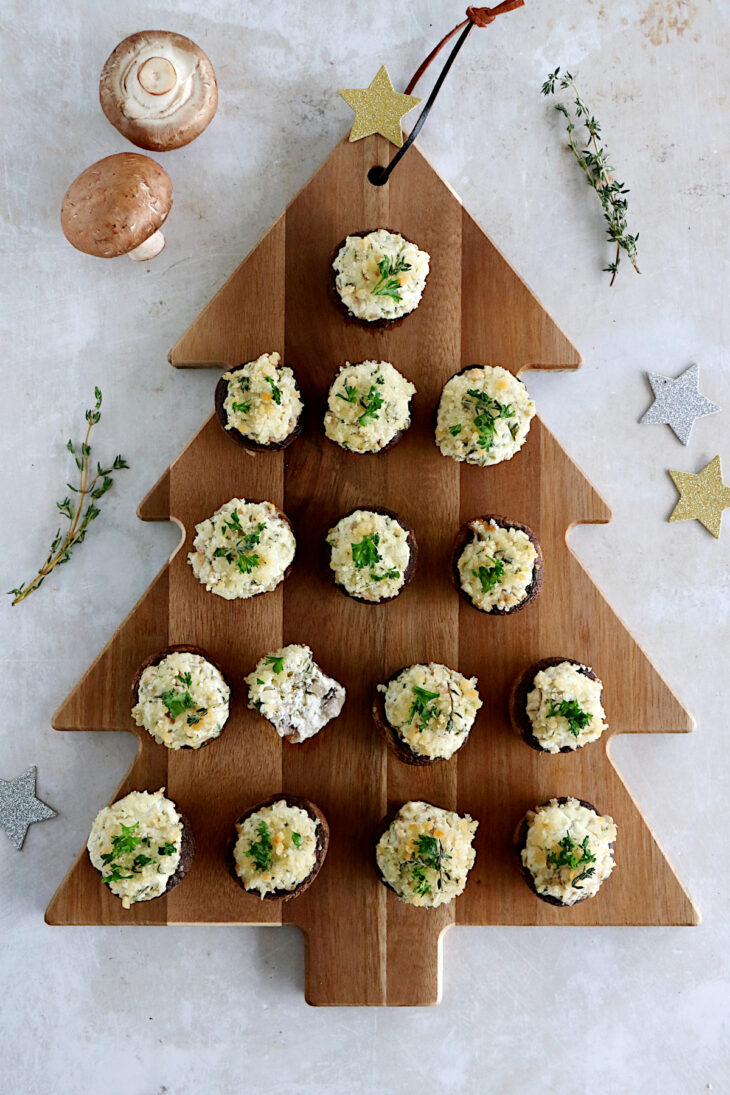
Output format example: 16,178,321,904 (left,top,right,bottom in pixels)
404,2,525,96
368,2,525,186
